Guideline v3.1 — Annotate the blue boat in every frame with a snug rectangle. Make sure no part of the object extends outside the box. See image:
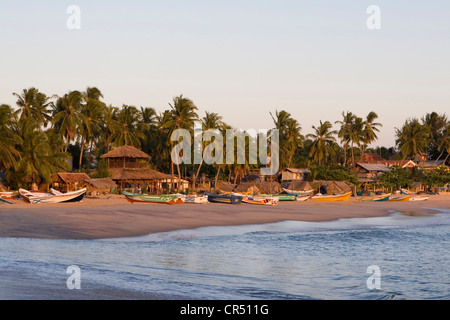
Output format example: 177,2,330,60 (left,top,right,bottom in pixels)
206,193,243,204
